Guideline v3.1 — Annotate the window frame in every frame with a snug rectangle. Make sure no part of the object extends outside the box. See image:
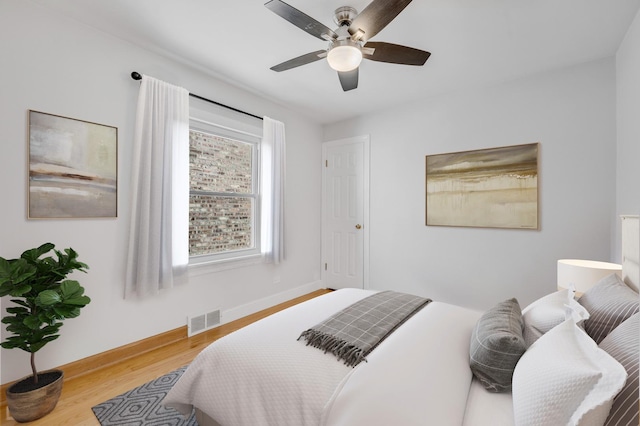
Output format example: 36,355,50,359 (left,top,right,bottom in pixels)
187,117,262,268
